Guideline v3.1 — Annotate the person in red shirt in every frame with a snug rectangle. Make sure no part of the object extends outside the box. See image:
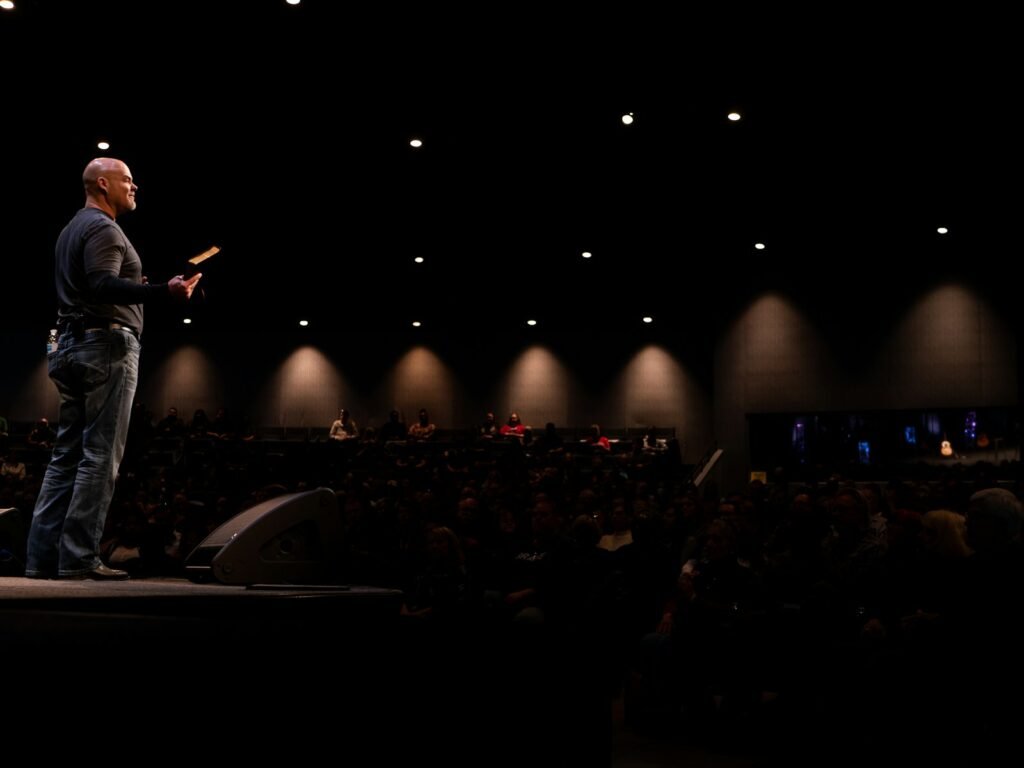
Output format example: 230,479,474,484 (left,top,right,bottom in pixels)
500,412,526,440
588,424,611,451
